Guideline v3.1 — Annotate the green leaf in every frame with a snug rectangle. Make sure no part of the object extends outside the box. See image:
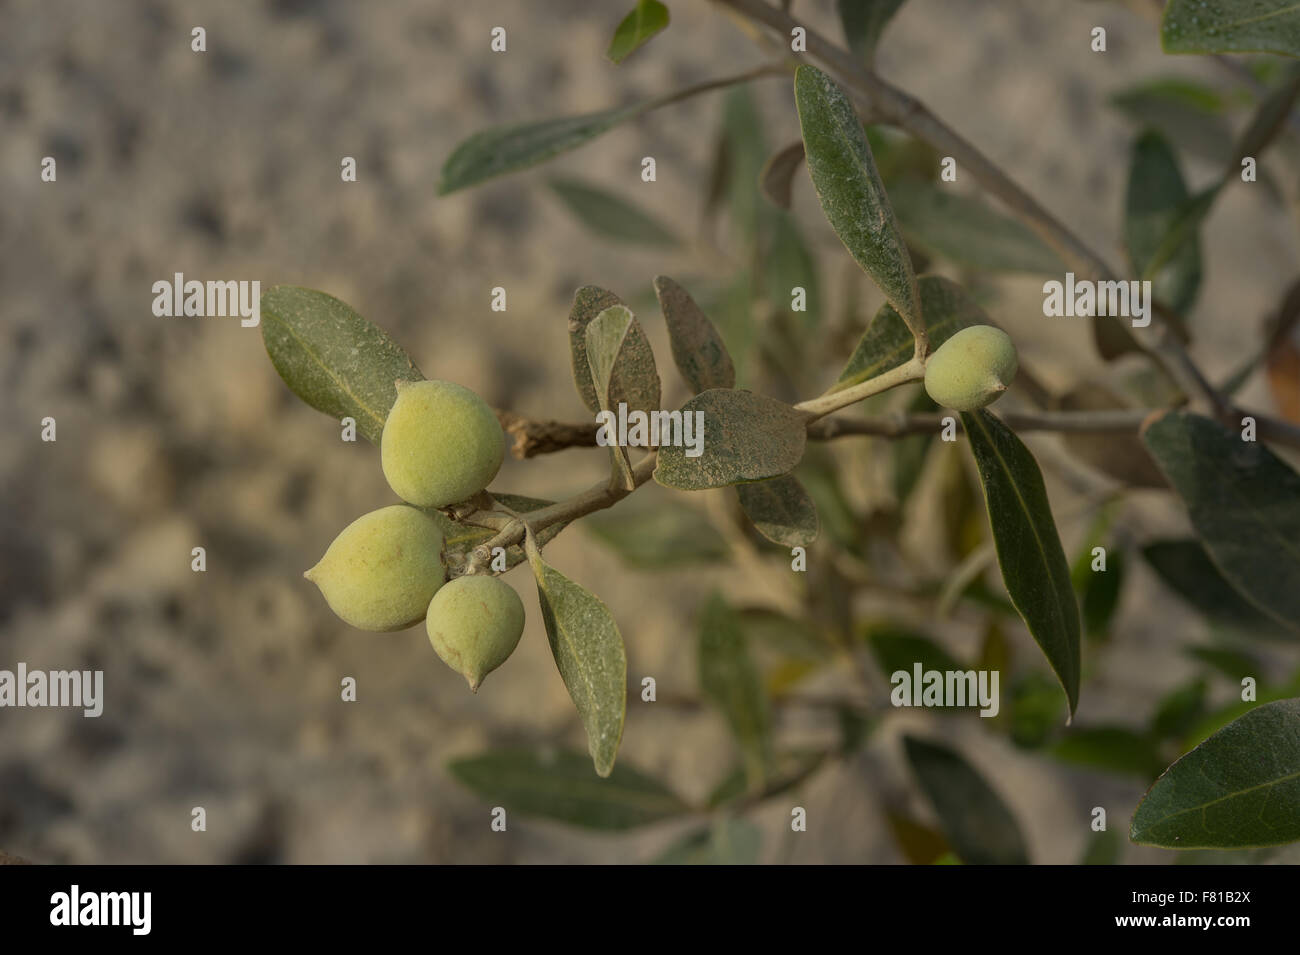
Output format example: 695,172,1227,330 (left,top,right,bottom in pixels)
586,306,640,489
1186,645,1261,683
1162,0,1300,57
1049,727,1164,780
1131,698,1300,849
526,538,628,777
654,389,807,490
1141,411,1300,634
794,65,922,333
887,181,1064,274
606,0,670,64
865,624,965,678
440,103,648,195
652,818,761,865
963,409,1082,716
448,748,688,830
836,0,907,63
549,177,679,247
1080,548,1125,640
835,275,986,391
653,275,736,393
903,735,1030,865
1142,539,1287,636
584,498,730,568
567,287,660,418
699,593,772,790
1124,130,1202,314
261,286,422,444
736,475,819,547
